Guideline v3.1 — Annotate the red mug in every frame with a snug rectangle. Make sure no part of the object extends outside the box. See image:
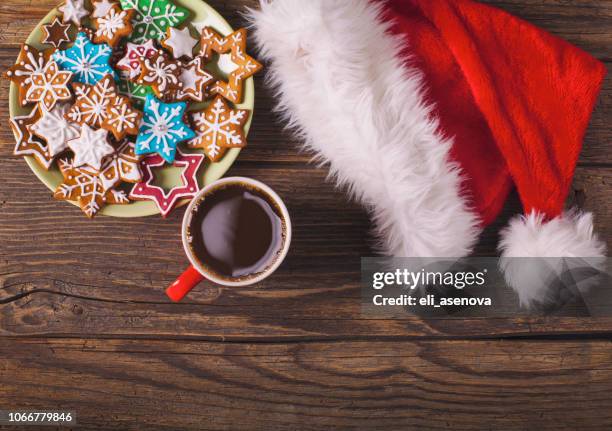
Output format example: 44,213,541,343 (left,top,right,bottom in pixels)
166,177,292,302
